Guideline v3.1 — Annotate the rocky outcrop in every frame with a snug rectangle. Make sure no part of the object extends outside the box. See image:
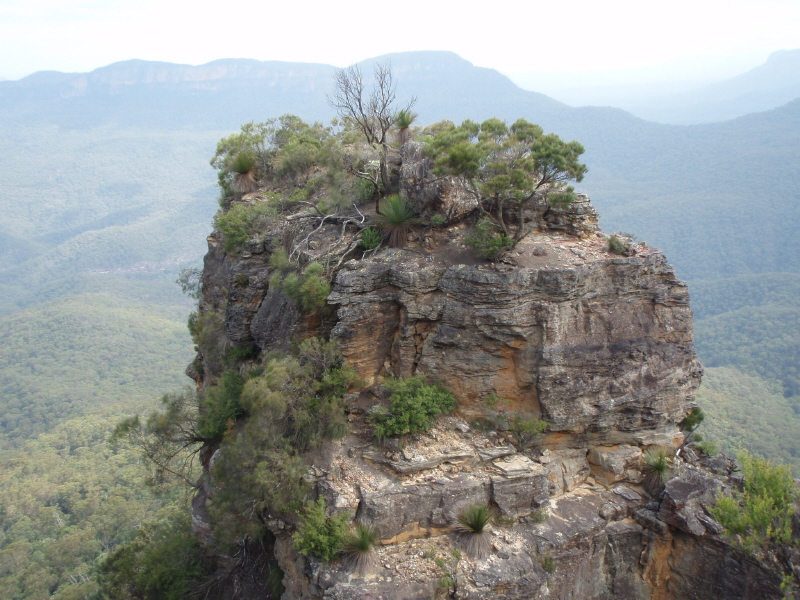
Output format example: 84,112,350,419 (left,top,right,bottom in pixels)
329,238,701,444
189,167,794,600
